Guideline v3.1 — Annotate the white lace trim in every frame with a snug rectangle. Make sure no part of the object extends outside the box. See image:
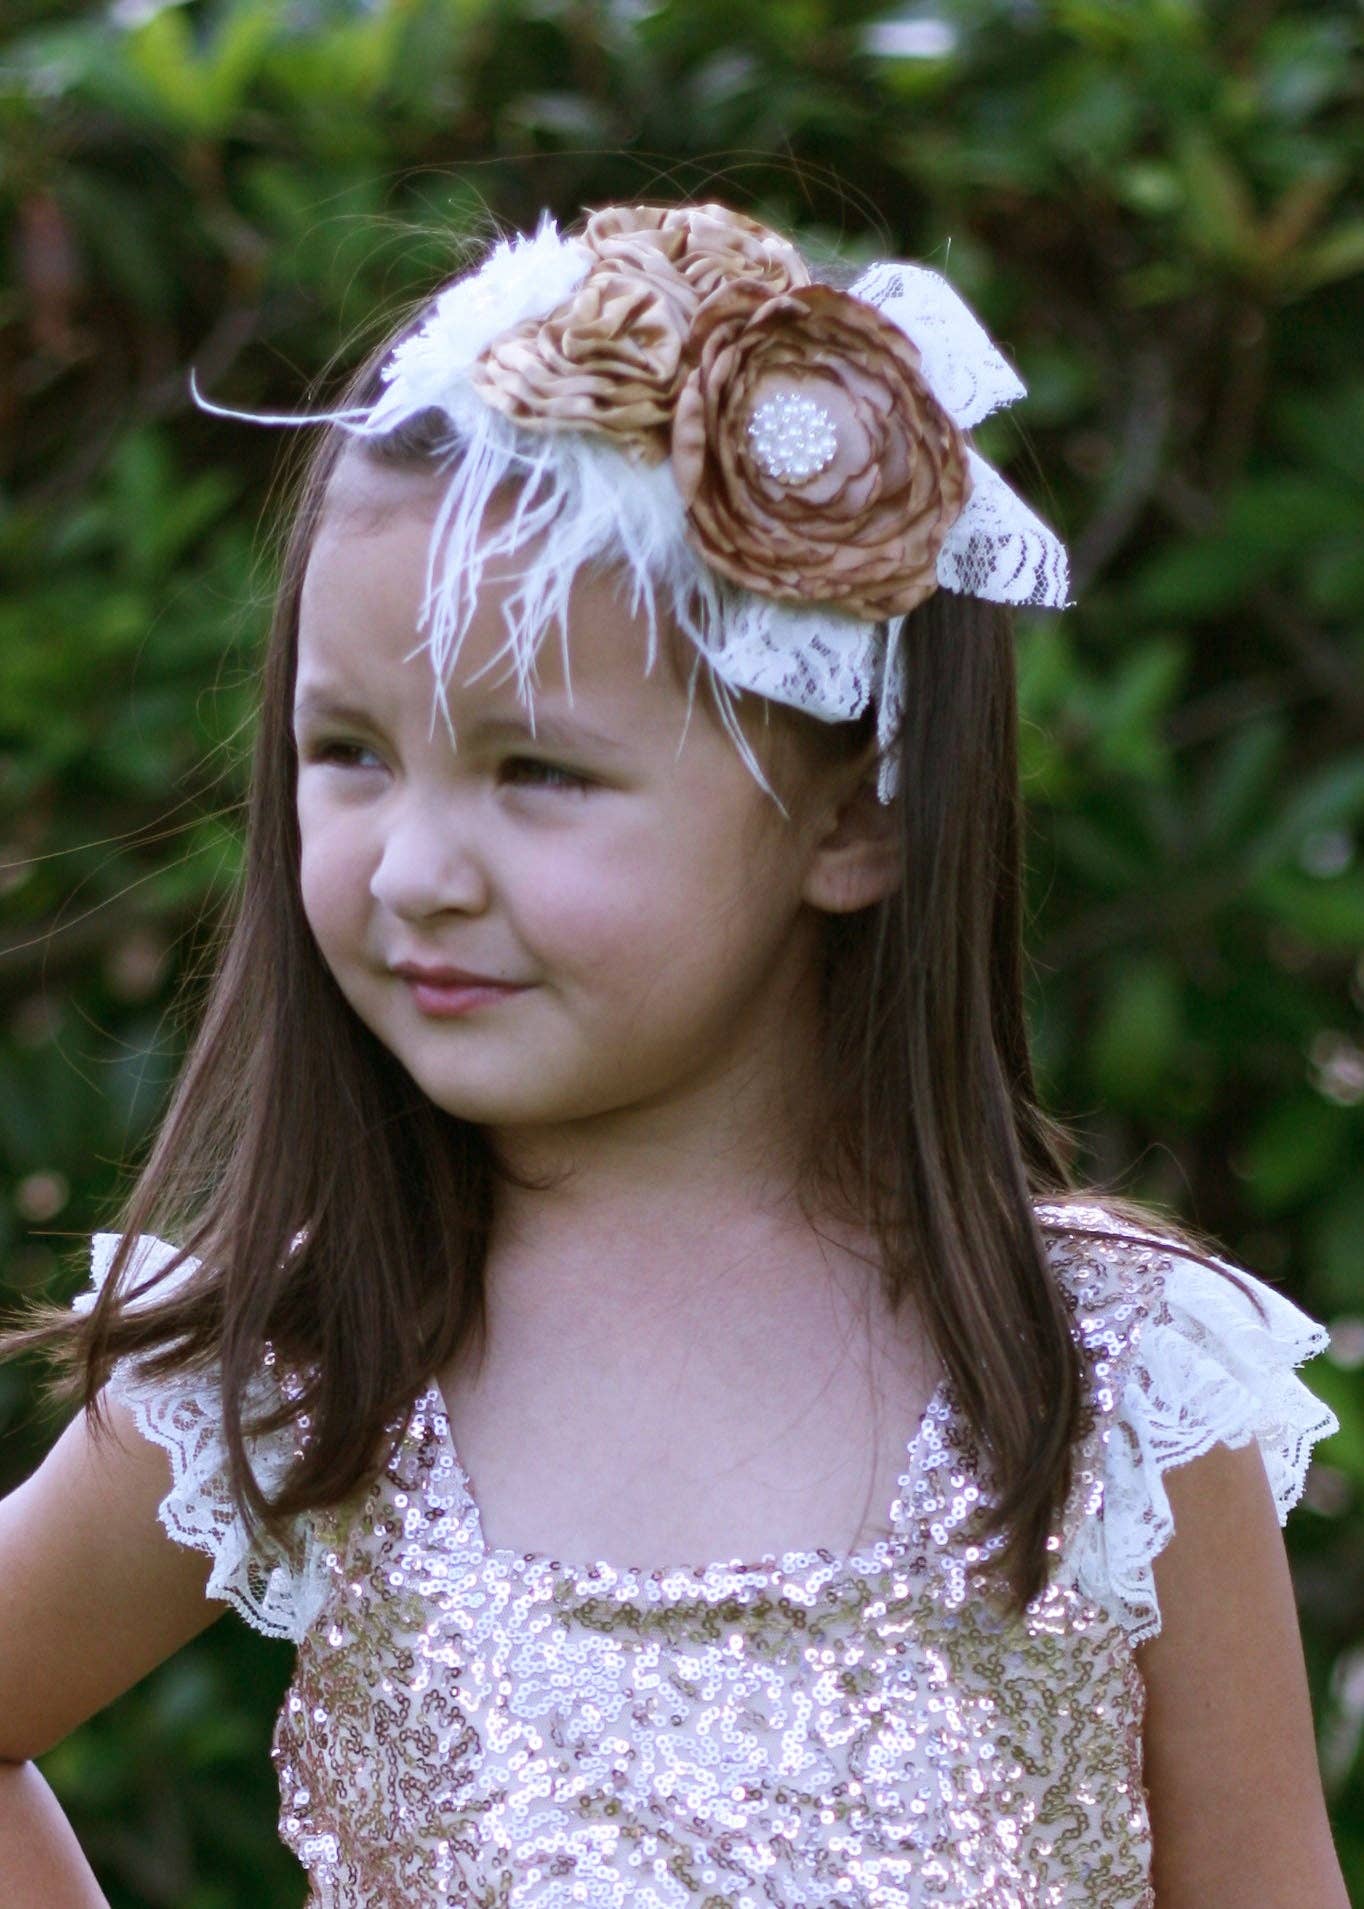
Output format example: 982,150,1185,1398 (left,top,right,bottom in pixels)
79,1220,1339,1654
1047,1221,1340,1646
936,449,1072,609
75,1233,328,1643
847,260,1026,429
193,222,1072,817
